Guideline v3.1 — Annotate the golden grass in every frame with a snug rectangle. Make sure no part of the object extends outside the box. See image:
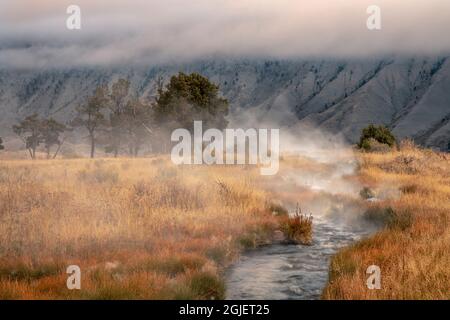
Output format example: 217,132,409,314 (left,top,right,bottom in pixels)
1,143,448,300
0,157,280,299
323,145,450,300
